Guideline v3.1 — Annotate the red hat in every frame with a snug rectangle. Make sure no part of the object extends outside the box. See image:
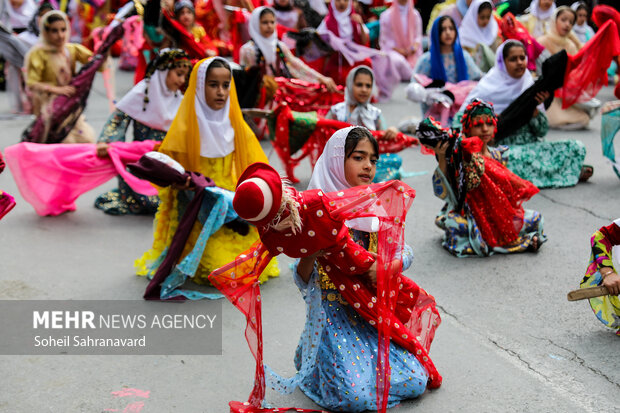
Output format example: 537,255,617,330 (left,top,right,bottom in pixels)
233,162,283,227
